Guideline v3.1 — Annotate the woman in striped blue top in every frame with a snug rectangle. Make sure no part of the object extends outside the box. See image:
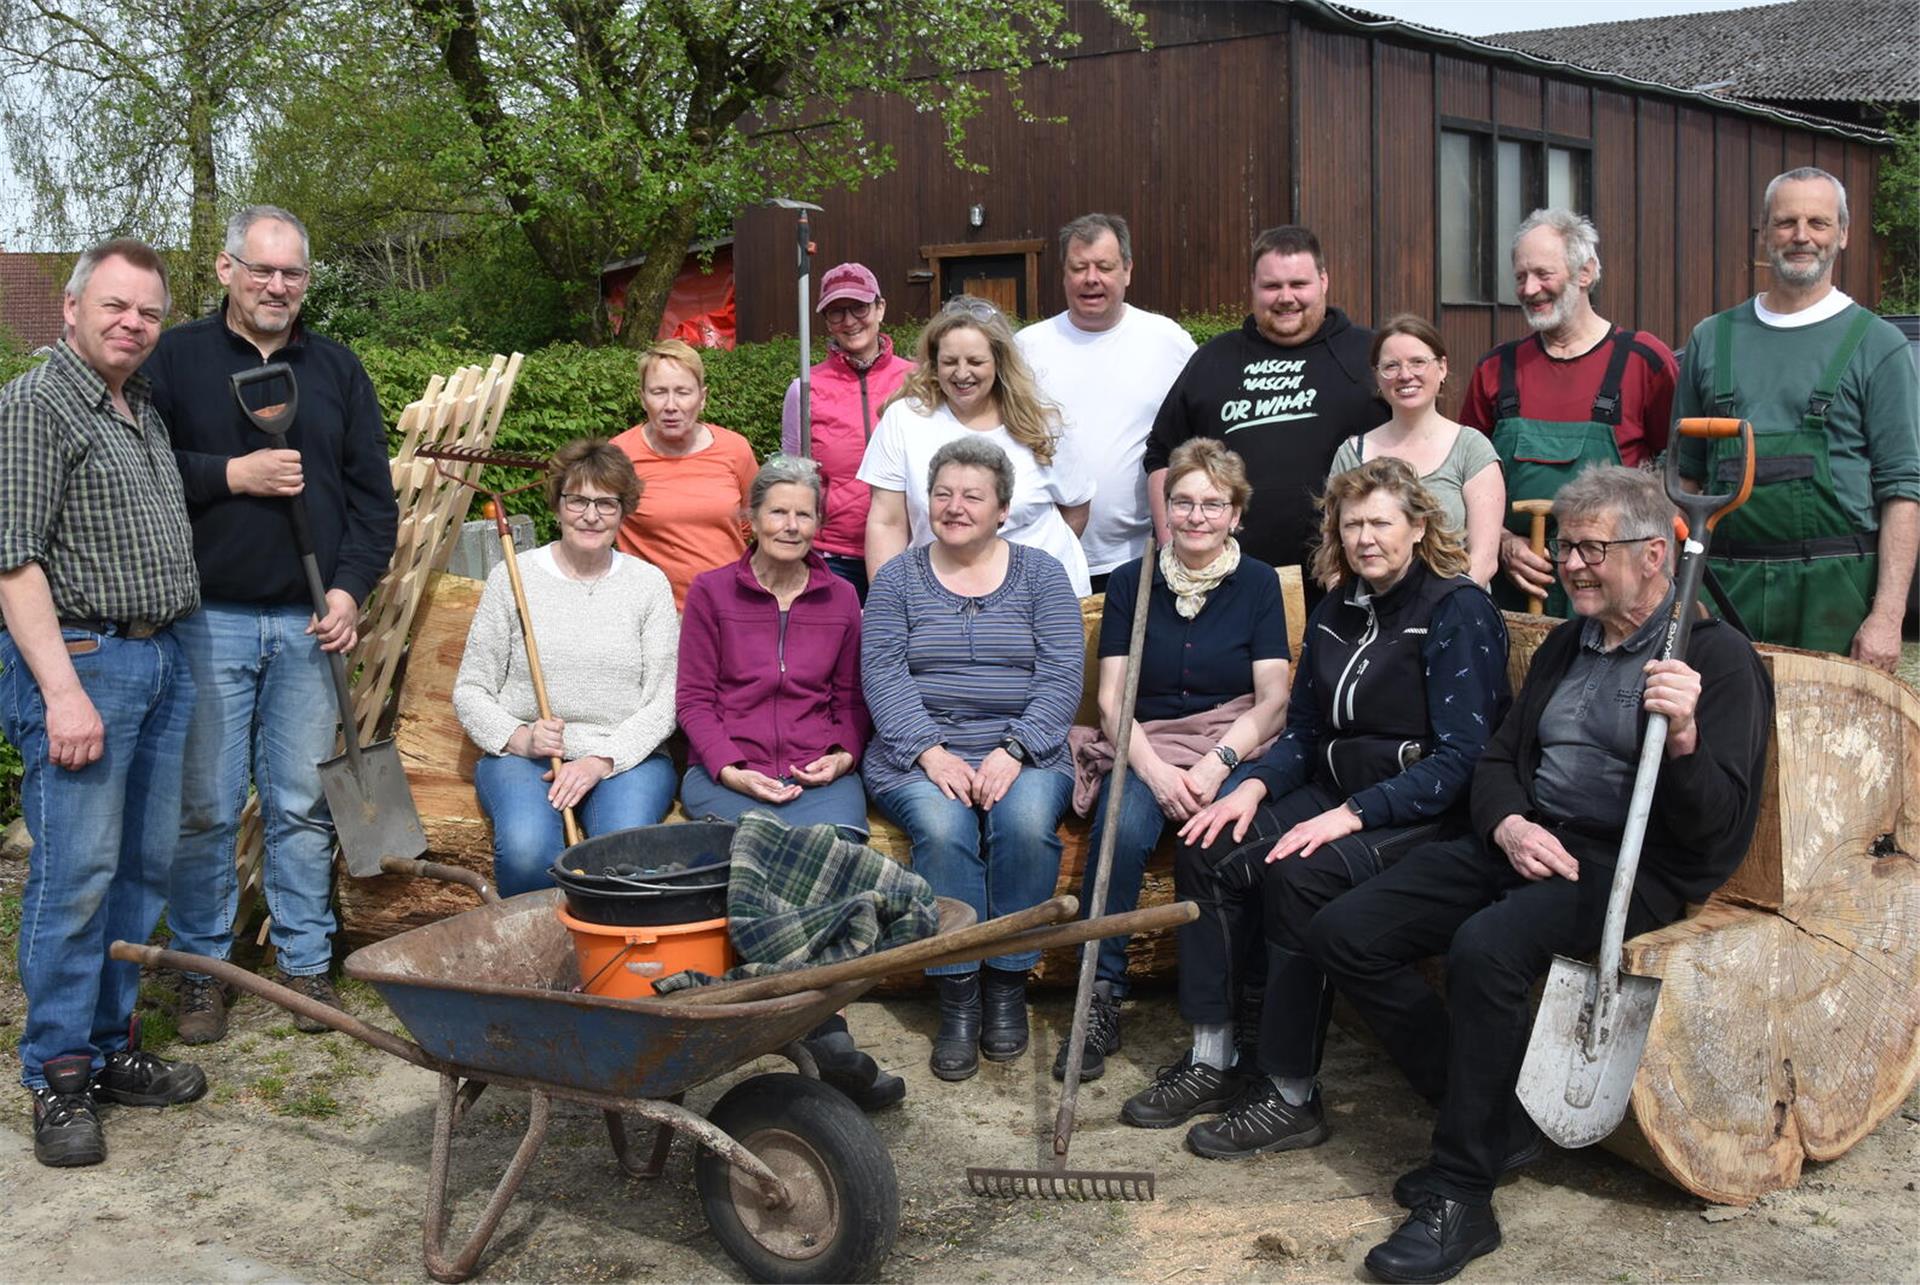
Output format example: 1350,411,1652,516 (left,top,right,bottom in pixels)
862,436,1085,1081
